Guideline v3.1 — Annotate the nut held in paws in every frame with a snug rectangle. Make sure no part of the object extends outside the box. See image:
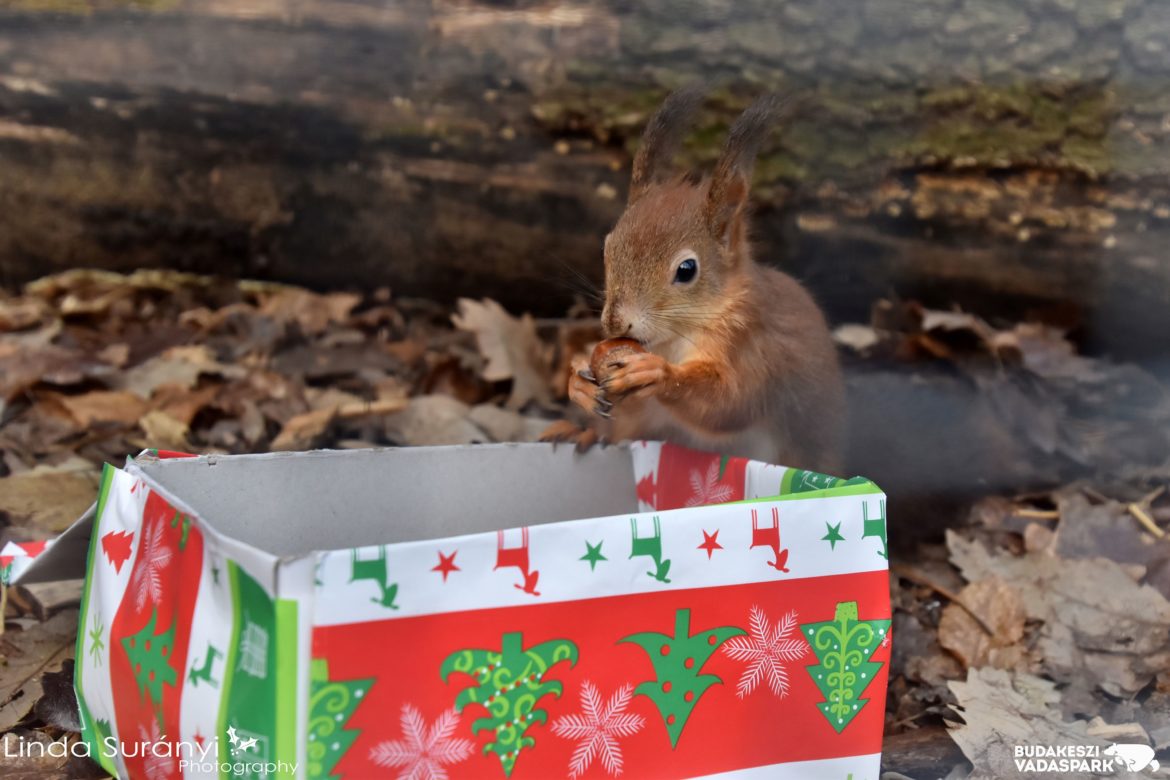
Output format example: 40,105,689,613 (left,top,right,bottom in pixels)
590,337,646,380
